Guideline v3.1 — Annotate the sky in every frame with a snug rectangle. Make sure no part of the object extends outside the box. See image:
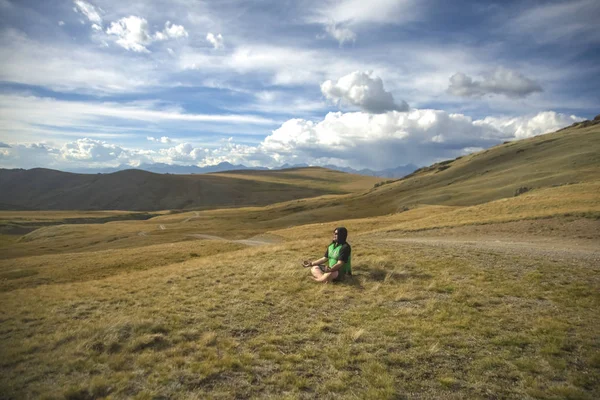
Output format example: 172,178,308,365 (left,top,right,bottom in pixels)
0,0,598,171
